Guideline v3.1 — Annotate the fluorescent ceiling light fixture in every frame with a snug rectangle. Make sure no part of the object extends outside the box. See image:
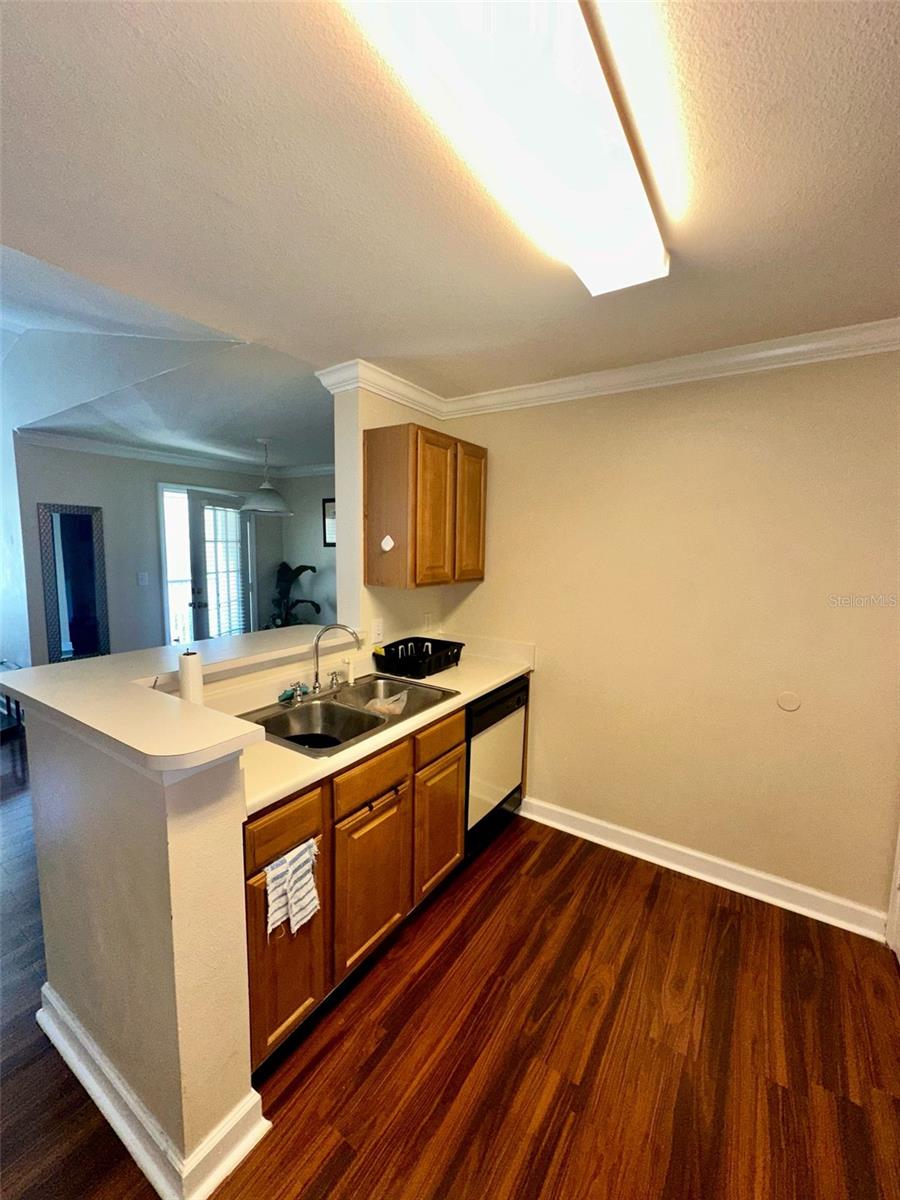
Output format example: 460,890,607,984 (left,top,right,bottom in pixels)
595,0,691,222
343,0,669,297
